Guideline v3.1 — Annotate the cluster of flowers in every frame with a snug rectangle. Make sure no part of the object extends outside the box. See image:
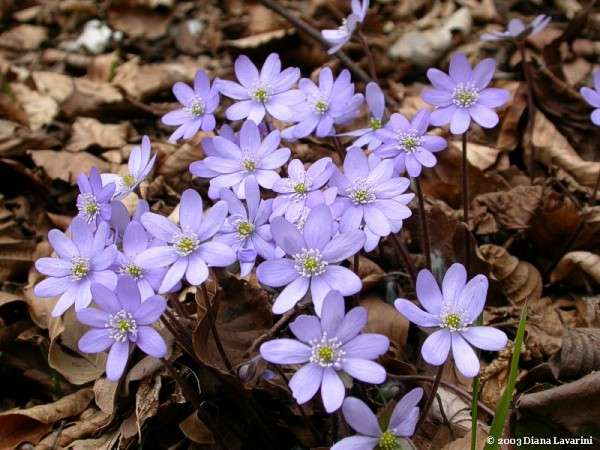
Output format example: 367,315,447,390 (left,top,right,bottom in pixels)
33,4,599,448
